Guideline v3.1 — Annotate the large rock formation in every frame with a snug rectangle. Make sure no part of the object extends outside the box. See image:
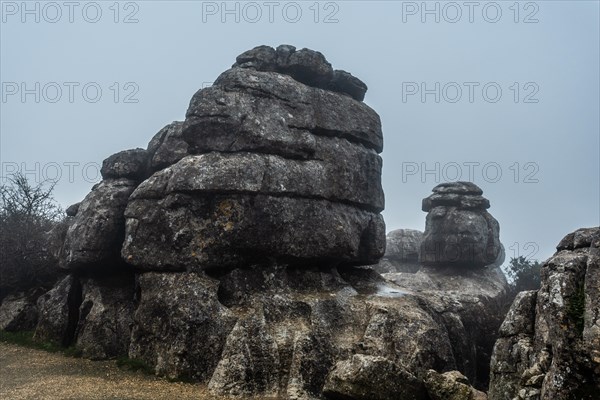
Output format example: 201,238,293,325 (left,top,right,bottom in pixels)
10,46,514,399
369,183,509,390
420,182,503,268
122,45,385,271
488,227,600,400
